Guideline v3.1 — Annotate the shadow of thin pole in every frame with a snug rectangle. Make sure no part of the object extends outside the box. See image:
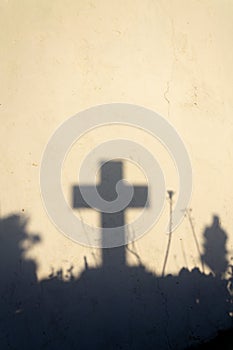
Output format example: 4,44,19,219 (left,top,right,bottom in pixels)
126,245,142,266
180,238,188,269
162,190,174,277
186,209,205,273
